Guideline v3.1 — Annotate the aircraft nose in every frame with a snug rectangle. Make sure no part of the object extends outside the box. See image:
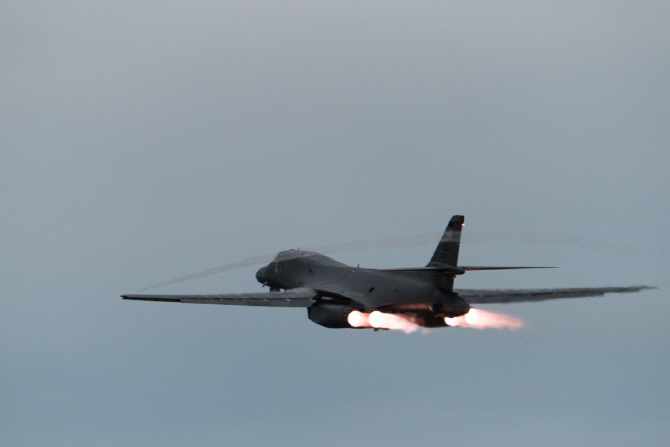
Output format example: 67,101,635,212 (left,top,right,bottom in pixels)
256,266,268,284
